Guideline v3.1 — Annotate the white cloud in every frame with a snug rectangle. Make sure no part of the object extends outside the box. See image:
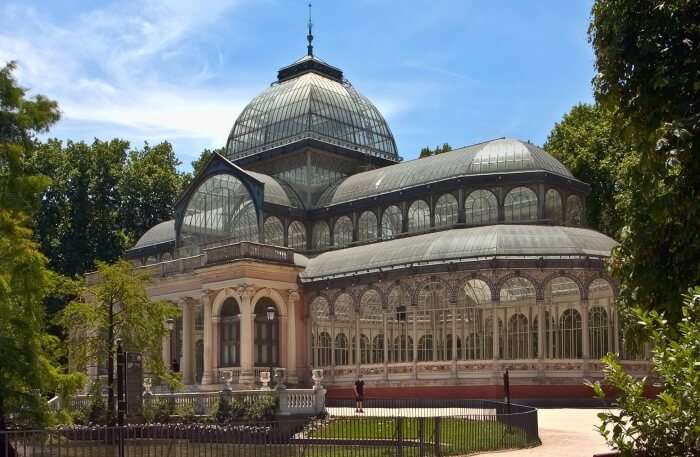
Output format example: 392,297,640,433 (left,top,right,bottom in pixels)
0,0,253,154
